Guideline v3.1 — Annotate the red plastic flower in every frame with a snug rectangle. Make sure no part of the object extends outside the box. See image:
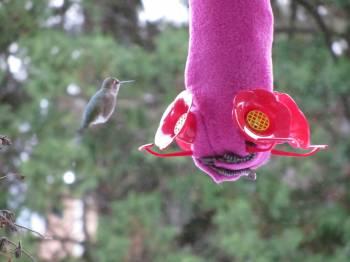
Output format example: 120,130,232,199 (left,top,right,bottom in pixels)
233,89,327,157
139,90,196,157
